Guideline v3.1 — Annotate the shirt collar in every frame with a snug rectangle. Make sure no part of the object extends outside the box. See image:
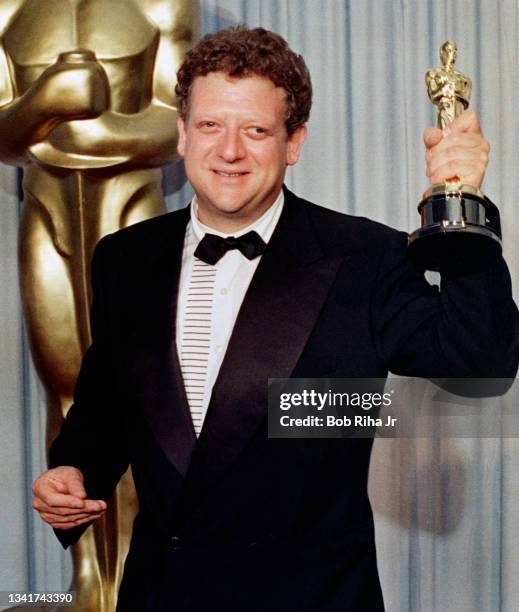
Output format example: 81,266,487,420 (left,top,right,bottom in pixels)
190,190,284,245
